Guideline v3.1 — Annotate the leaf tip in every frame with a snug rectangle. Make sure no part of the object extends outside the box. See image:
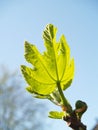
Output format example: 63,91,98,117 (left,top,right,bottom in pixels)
20,65,25,71
26,86,34,93
24,41,31,50
43,23,57,42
